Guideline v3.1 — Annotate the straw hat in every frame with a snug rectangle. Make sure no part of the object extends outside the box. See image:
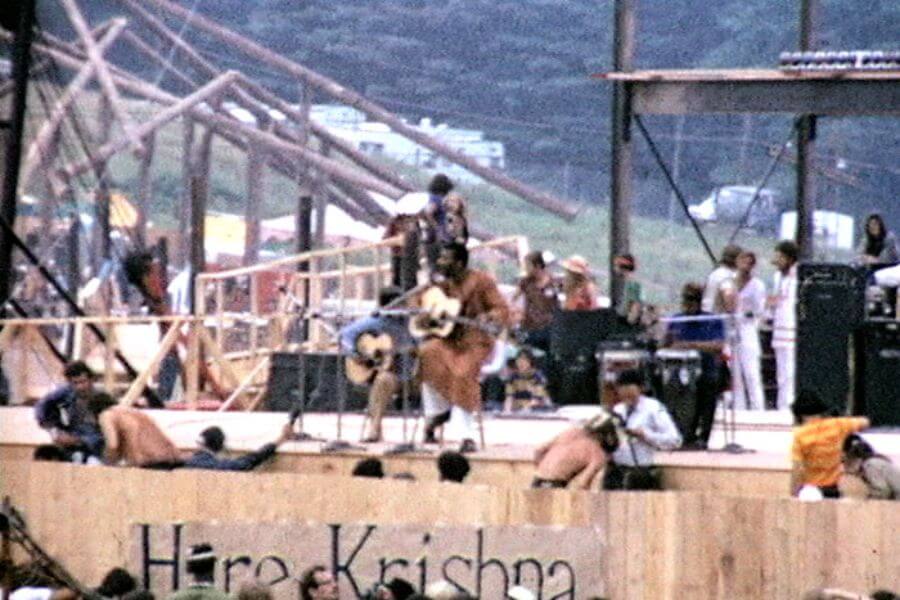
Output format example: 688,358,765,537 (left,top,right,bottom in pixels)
561,254,590,276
